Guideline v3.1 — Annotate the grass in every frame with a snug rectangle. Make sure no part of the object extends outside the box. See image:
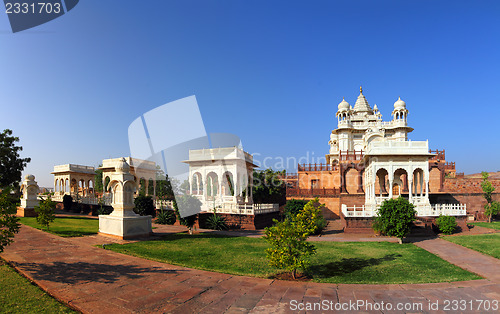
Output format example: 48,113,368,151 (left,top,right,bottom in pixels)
105,233,481,284
19,217,99,237
470,221,500,230
0,260,74,313
444,233,500,259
